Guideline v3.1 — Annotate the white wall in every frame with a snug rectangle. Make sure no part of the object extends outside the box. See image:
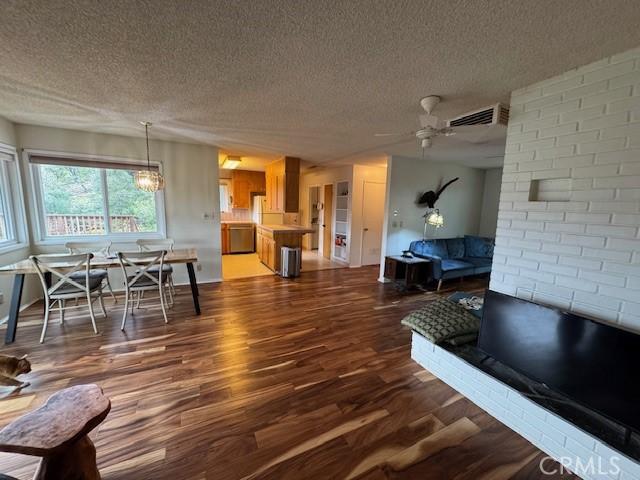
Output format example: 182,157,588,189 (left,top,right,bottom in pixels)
490,45,640,331
479,168,503,237
0,117,16,145
14,124,222,287
379,155,486,265
350,164,387,266
0,118,41,322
